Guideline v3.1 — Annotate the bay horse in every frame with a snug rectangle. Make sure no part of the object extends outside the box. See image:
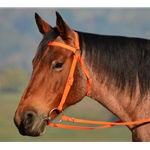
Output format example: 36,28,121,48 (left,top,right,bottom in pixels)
14,11,150,142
